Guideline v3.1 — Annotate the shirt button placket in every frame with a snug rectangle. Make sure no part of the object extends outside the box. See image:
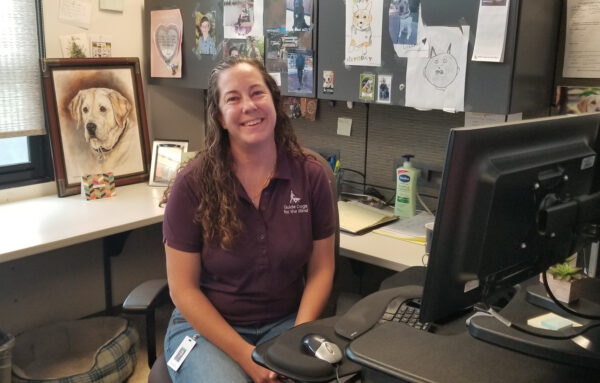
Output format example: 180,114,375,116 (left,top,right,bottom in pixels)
257,221,269,267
